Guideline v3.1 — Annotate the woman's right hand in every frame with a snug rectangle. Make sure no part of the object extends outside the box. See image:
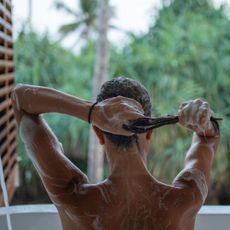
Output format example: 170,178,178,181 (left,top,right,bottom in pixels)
178,98,218,137
91,96,145,136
